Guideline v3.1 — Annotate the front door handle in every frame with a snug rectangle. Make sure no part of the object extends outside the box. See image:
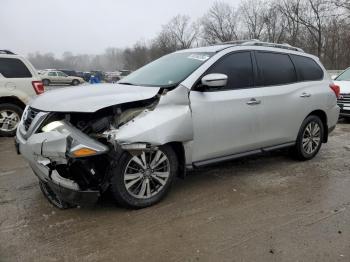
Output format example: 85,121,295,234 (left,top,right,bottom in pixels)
300,92,311,98
246,98,261,105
